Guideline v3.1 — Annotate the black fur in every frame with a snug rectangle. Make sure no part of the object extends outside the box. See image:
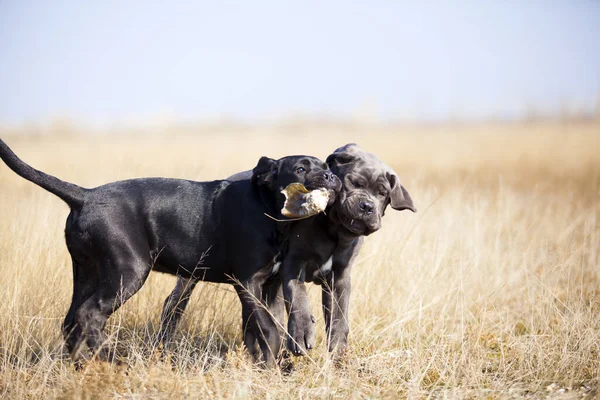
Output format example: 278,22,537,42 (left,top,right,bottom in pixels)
0,139,340,367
